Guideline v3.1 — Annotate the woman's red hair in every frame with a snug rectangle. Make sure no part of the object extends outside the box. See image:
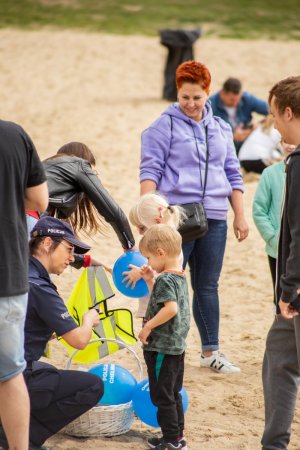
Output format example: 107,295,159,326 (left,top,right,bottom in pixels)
176,60,211,94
